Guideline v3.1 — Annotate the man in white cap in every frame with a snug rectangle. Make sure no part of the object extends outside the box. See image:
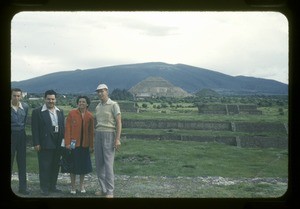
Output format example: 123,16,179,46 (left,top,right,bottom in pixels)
94,83,121,198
